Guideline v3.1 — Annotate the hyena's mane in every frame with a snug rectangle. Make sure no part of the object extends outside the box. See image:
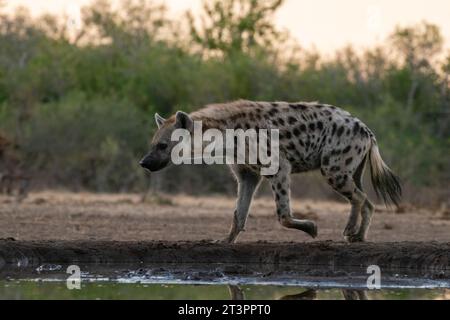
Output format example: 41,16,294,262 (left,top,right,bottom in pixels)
191,100,258,120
